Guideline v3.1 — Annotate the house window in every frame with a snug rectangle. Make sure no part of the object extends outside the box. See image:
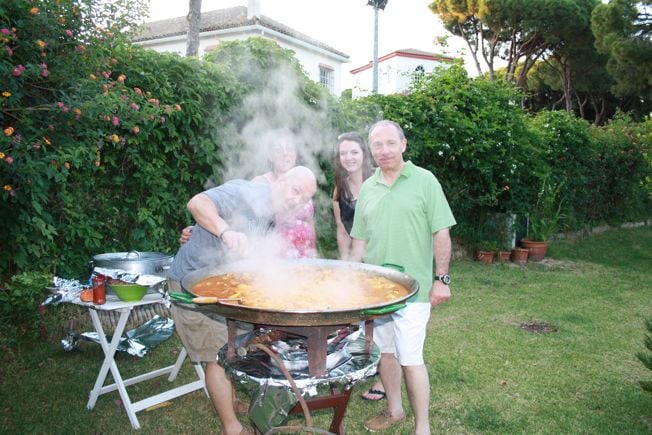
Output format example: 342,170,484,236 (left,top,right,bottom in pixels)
319,64,334,92
411,65,426,85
